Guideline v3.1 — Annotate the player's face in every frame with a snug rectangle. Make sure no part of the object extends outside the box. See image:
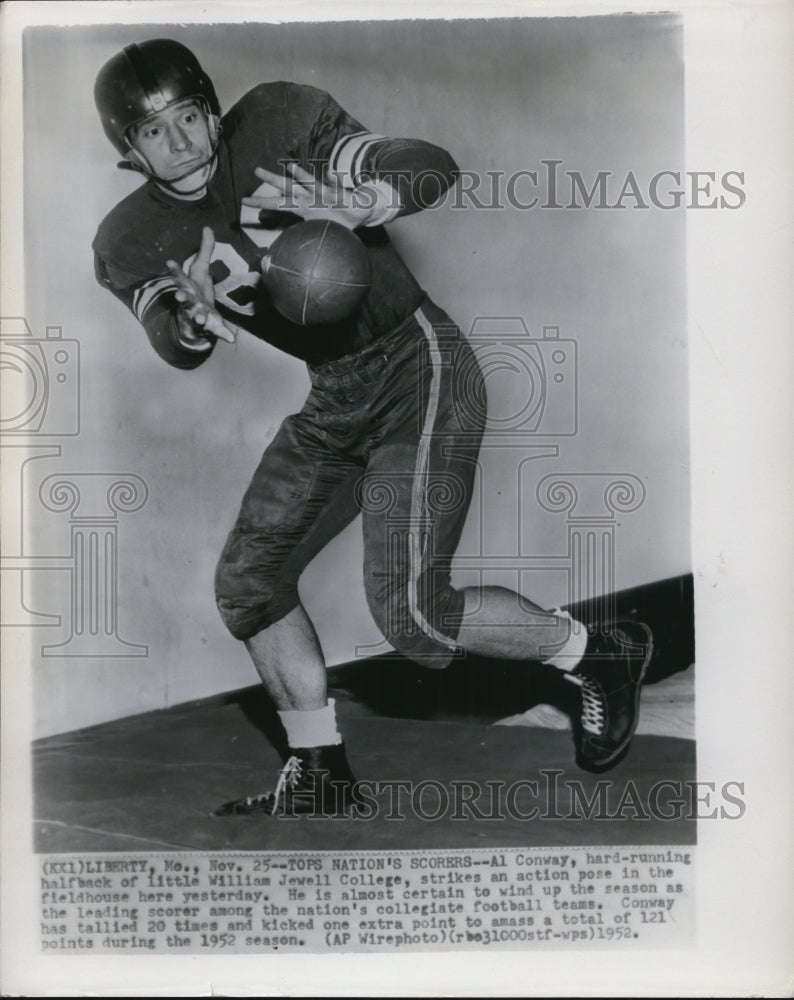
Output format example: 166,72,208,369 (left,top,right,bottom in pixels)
130,100,214,191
